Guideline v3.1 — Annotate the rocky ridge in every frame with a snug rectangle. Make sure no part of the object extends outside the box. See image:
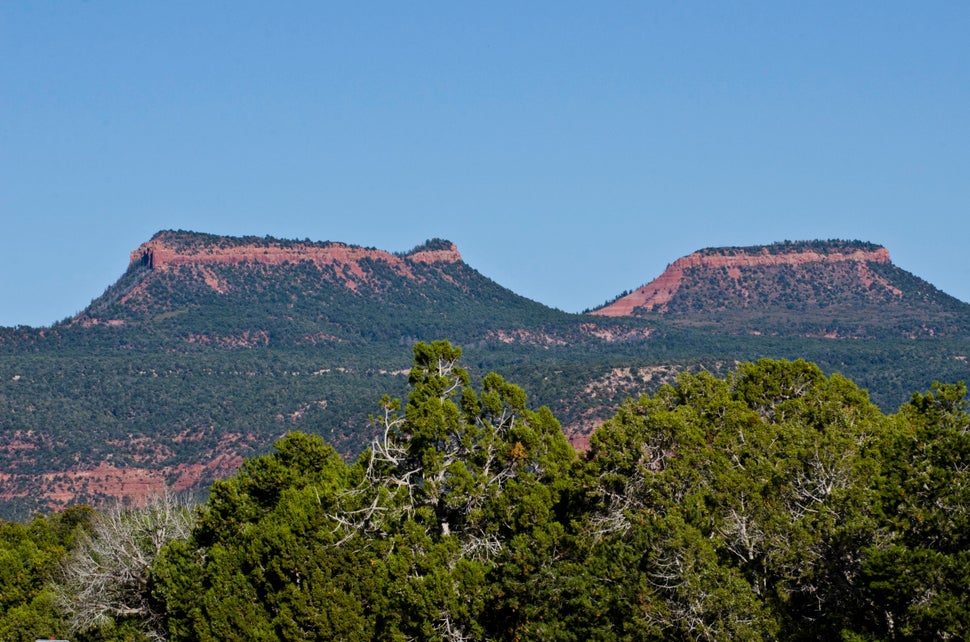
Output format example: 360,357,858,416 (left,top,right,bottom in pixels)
593,242,893,317
130,232,462,287
74,231,470,325
3,233,970,518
